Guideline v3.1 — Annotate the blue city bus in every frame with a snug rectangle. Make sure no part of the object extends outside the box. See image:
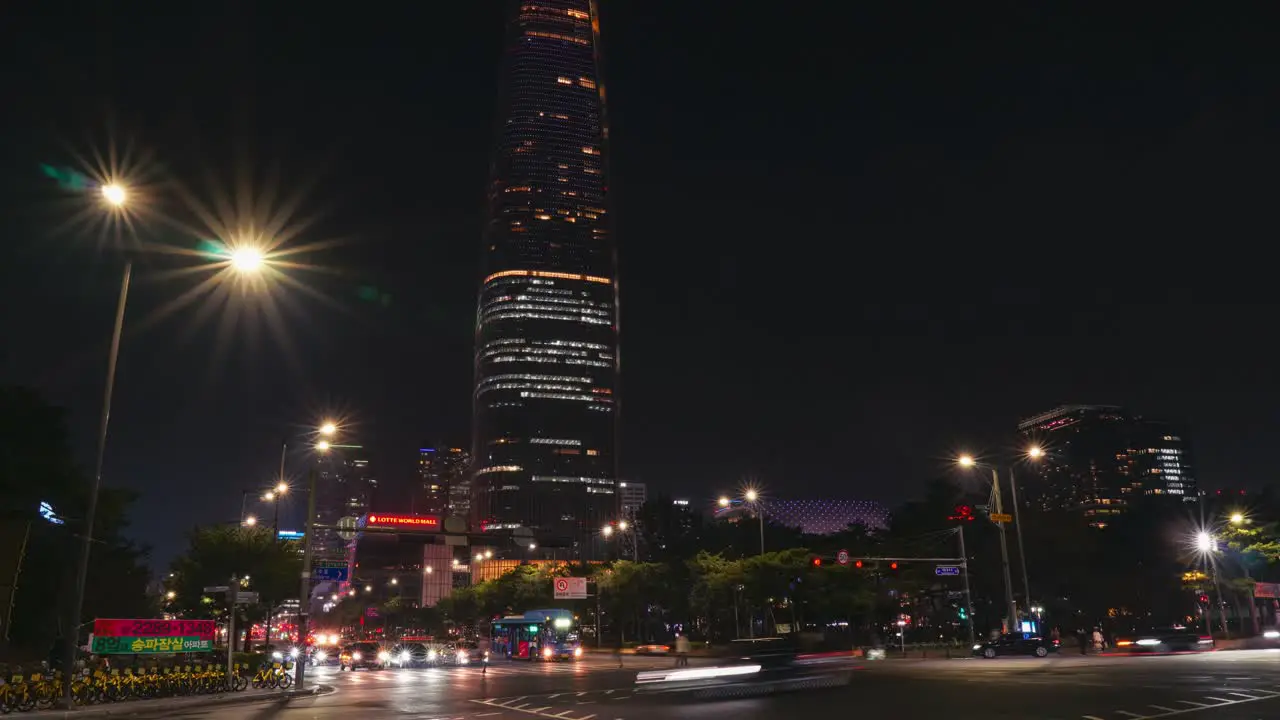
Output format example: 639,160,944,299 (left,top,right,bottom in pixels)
490,609,582,661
